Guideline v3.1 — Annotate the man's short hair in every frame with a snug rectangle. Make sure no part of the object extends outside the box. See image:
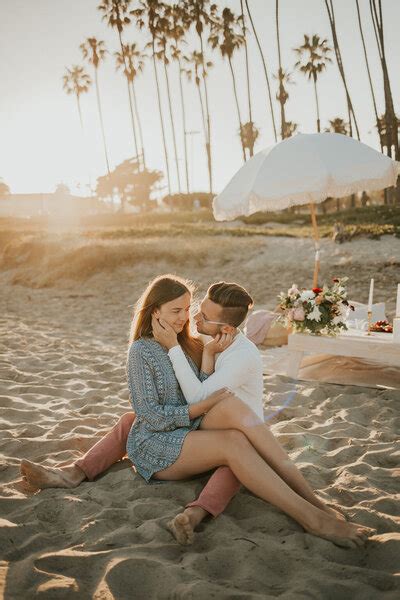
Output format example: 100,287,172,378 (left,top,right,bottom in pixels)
207,281,254,327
